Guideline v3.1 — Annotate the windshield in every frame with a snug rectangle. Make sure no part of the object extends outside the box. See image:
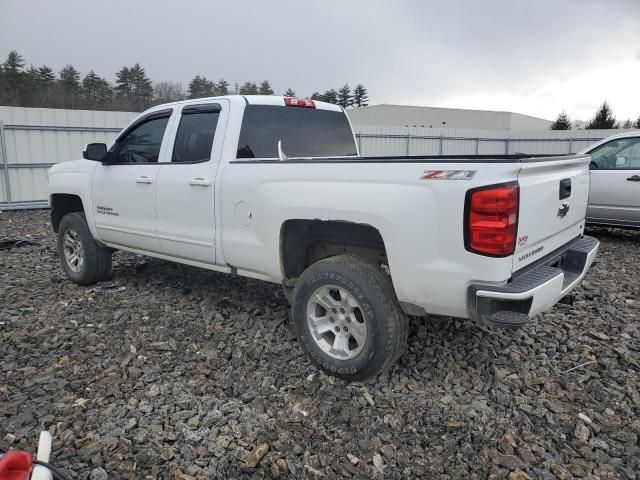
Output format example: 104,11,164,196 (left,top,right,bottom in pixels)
237,105,358,159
